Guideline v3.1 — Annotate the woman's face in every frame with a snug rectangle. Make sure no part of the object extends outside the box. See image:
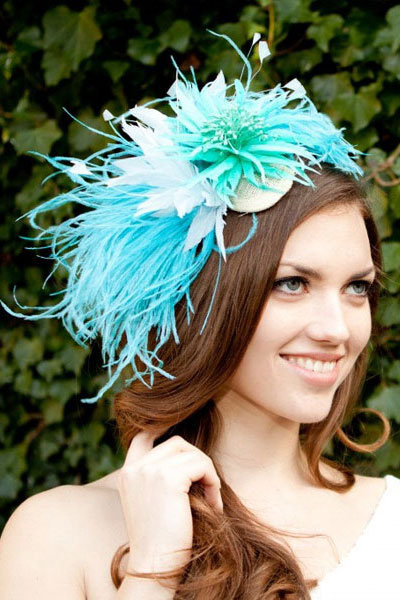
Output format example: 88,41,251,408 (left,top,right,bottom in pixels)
228,204,376,424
